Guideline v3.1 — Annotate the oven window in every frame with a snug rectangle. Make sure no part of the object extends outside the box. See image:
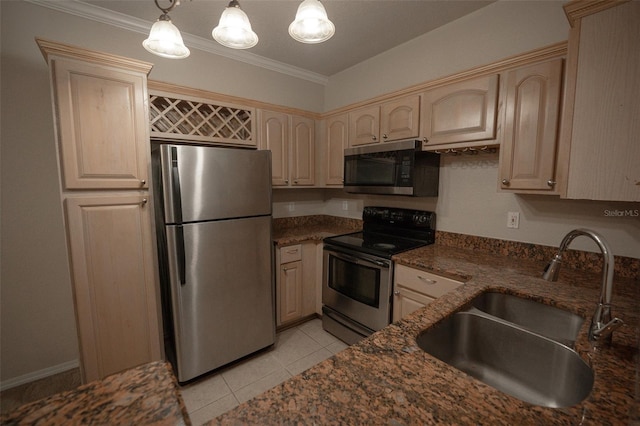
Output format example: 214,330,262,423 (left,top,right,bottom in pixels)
327,255,380,308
